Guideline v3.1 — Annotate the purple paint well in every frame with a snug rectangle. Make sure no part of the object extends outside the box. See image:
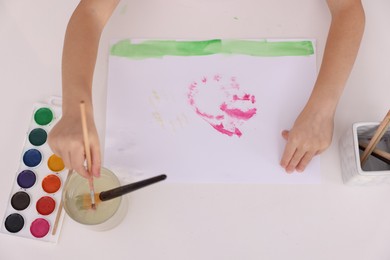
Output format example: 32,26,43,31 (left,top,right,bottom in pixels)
17,170,37,189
